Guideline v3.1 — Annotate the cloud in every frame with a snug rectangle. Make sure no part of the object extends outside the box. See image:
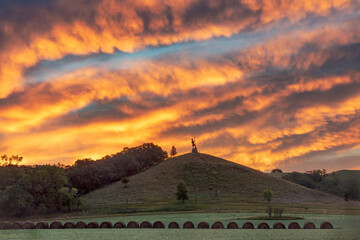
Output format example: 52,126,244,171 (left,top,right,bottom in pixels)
0,0,357,97
182,0,260,26
0,0,359,171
